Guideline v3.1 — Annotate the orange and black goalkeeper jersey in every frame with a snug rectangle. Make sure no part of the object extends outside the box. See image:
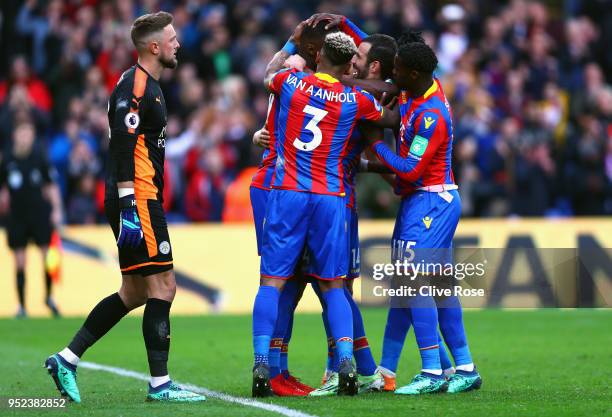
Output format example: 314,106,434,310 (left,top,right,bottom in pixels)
105,63,167,202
